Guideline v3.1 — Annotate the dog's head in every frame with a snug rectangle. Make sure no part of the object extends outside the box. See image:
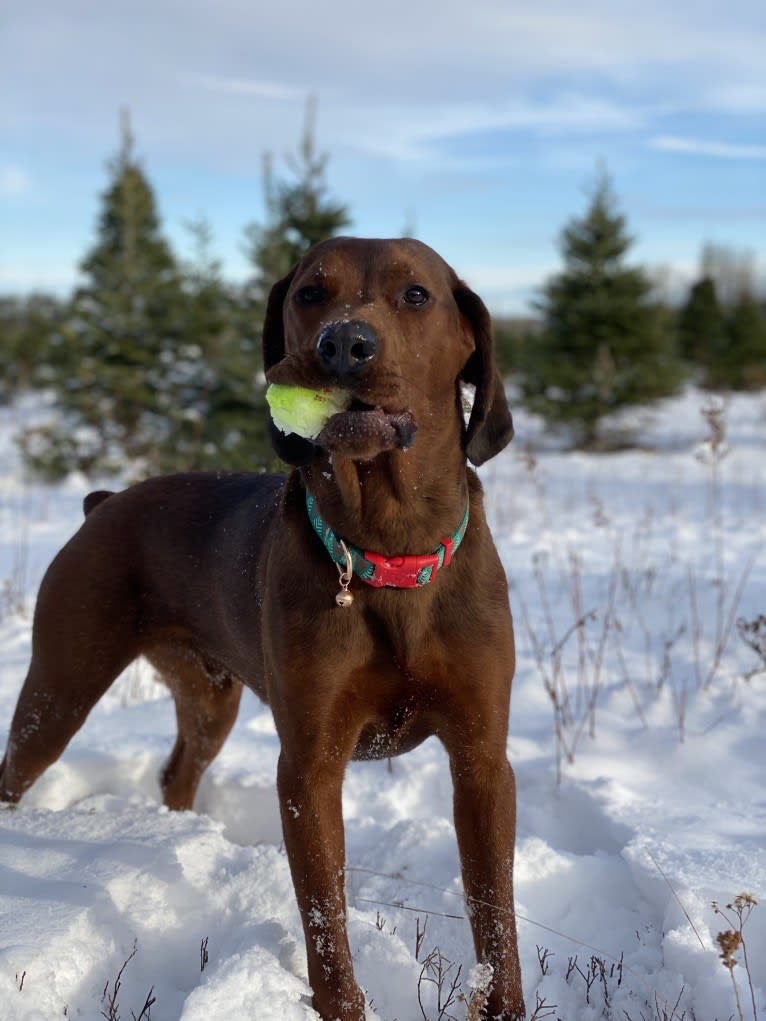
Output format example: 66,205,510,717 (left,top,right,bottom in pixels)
262,236,513,467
